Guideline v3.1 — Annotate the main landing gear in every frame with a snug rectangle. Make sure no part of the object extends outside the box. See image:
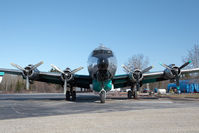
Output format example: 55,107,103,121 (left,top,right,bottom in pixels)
127,87,138,99
65,87,76,101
